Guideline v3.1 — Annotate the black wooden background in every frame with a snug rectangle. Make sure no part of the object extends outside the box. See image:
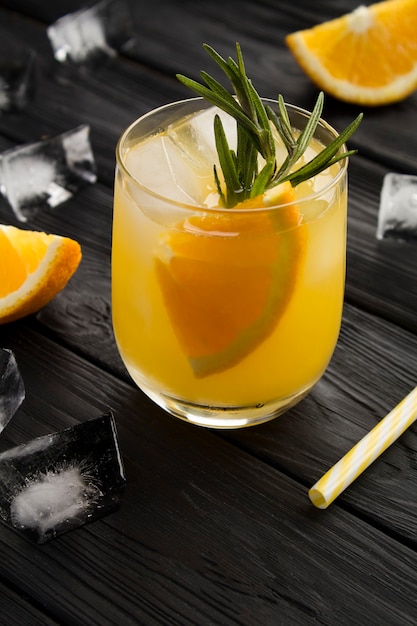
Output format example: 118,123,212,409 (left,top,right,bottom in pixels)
1,1,417,624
